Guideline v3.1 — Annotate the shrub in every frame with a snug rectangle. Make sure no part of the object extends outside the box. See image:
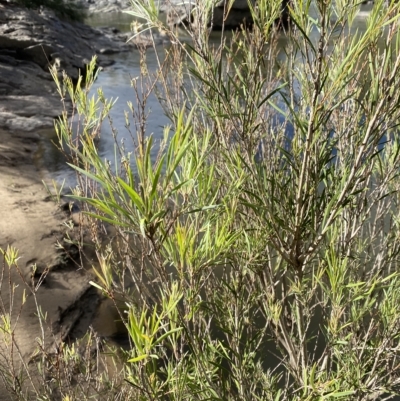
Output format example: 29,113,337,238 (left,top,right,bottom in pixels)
50,0,400,399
